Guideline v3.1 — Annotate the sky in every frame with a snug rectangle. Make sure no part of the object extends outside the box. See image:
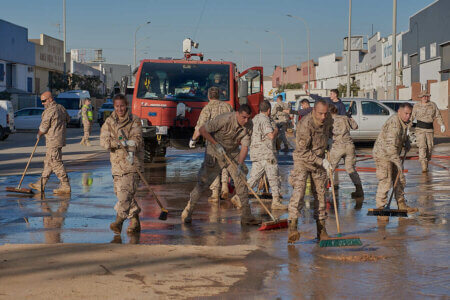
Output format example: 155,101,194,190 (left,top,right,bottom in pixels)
3,0,435,73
